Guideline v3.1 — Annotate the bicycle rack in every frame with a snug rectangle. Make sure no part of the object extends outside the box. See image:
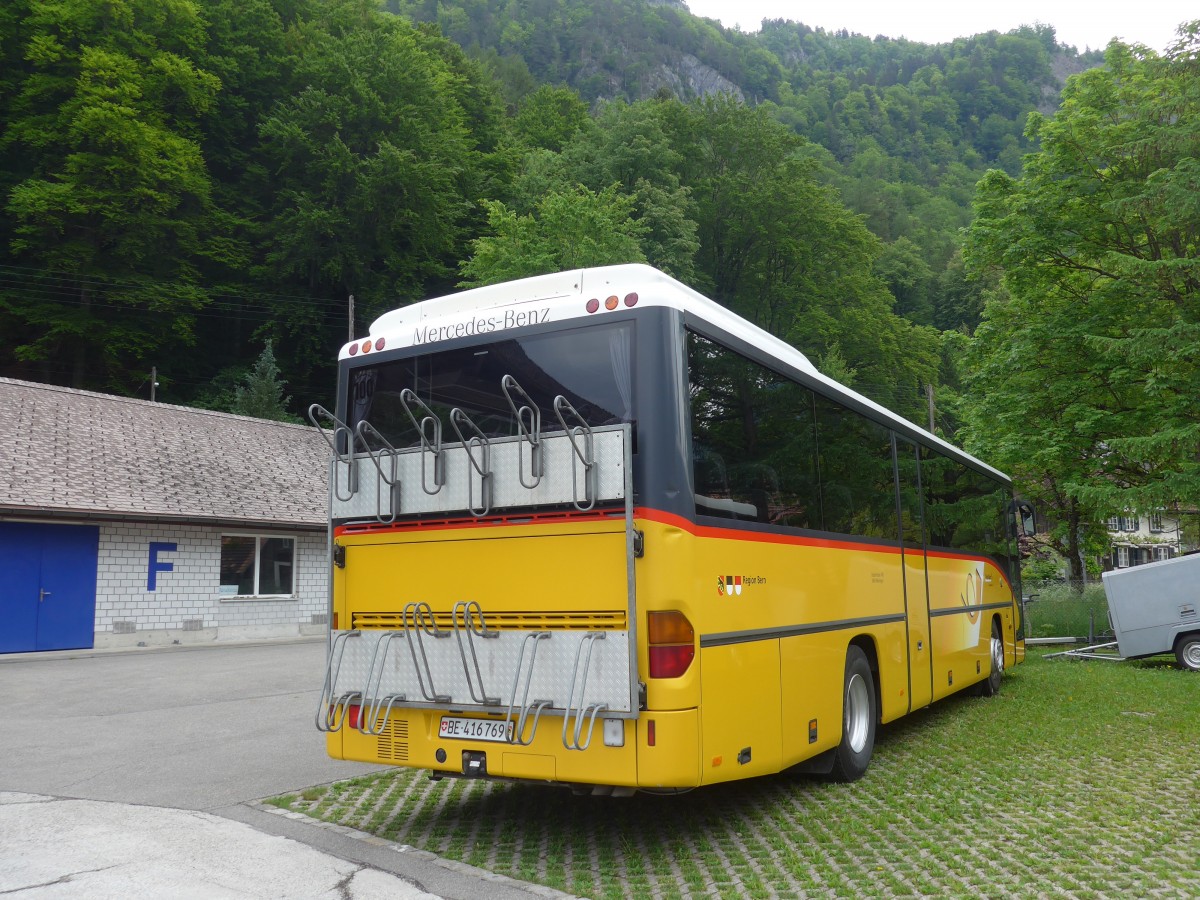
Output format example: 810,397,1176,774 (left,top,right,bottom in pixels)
402,601,451,703
354,420,401,524
358,631,409,734
553,395,596,511
316,629,362,732
449,408,493,517
452,601,501,706
501,374,543,489
562,632,608,751
505,632,553,746
309,404,358,502
399,389,446,495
